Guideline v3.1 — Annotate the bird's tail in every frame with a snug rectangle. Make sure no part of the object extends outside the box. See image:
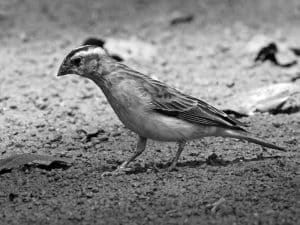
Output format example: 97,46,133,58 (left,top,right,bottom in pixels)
221,129,286,152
